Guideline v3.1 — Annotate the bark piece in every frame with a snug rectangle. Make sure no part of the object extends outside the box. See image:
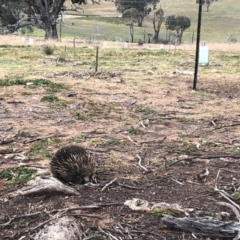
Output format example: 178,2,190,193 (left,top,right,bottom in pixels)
8,176,80,198
33,216,82,240
161,214,240,238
